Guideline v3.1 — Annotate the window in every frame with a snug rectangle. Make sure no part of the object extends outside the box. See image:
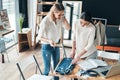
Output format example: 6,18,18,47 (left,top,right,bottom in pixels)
2,0,19,48
63,1,82,40
27,0,37,41
2,0,15,29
